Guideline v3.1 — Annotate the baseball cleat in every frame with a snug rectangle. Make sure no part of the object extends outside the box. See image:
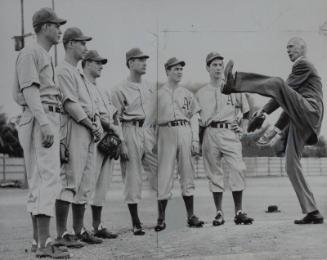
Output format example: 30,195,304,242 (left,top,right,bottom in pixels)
76,228,103,244
154,219,166,232
55,232,84,248
187,215,204,228
93,226,118,239
234,211,254,225
35,242,71,259
294,210,324,224
221,60,235,95
213,211,225,226
133,223,145,236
